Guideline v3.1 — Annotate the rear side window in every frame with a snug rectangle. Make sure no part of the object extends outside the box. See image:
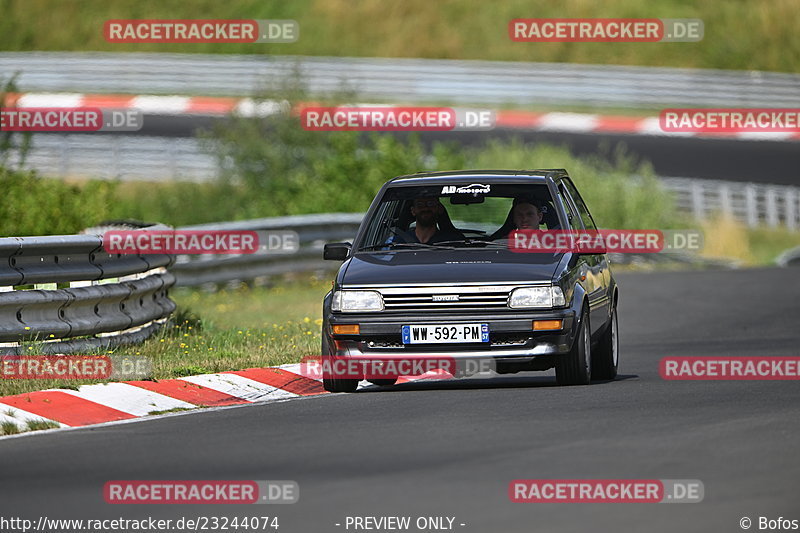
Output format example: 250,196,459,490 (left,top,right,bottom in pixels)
561,179,598,231
557,187,582,230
